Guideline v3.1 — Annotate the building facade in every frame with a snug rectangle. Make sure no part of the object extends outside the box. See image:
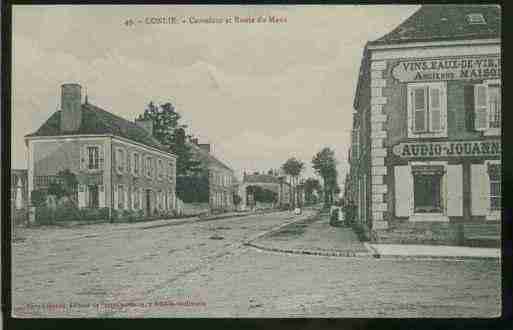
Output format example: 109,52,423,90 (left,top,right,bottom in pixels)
182,140,236,212
347,5,501,242
25,83,177,219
